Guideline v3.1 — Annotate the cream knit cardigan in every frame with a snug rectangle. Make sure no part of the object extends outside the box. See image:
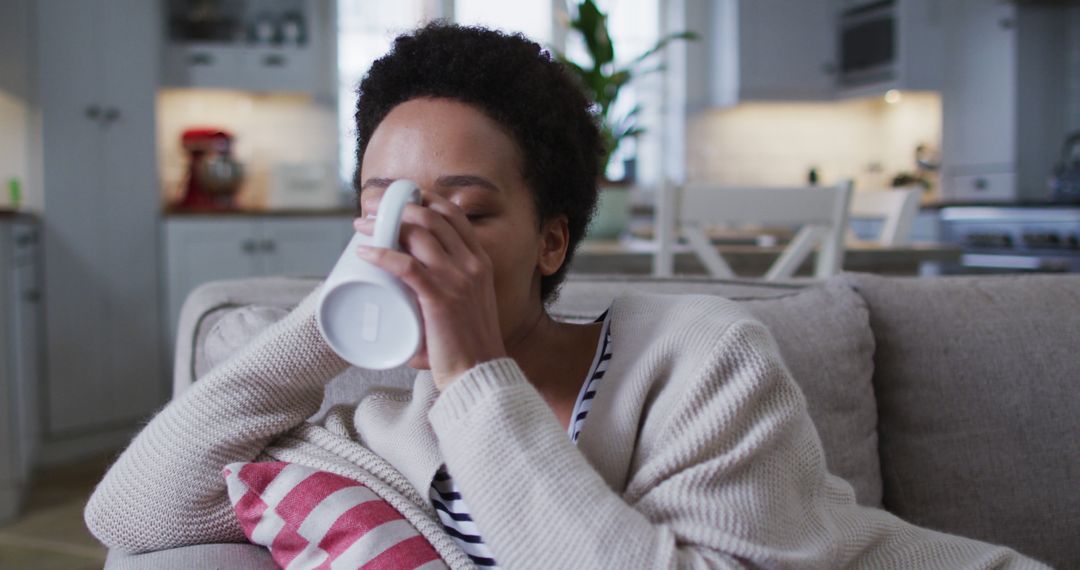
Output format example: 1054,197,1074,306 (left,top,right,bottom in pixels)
85,286,1047,569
